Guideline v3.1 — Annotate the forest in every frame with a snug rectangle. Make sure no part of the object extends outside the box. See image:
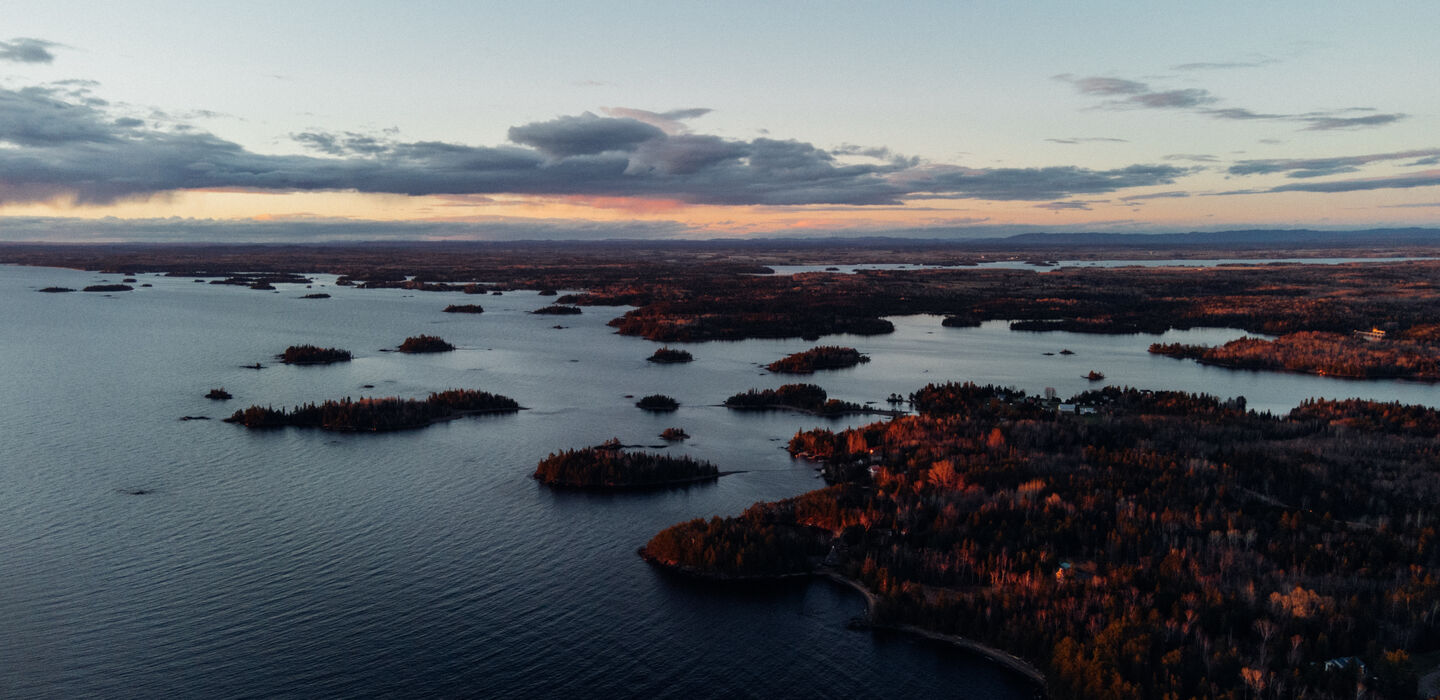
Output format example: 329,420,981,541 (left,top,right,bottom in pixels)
533,440,719,489
279,345,352,365
1150,331,1440,380
223,388,519,431
648,383,1440,699
766,346,870,374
